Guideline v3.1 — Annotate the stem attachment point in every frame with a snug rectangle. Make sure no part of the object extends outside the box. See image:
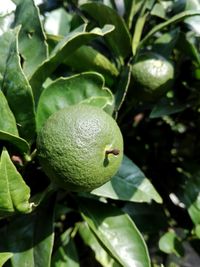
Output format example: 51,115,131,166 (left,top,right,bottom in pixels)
105,148,120,156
